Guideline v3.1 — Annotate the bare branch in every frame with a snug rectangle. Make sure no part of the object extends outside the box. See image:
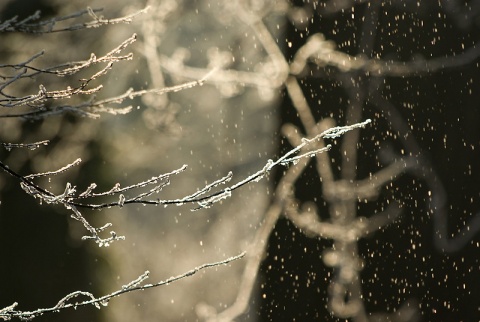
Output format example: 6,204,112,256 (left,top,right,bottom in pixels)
1,140,49,151
0,7,149,34
0,252,245,321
